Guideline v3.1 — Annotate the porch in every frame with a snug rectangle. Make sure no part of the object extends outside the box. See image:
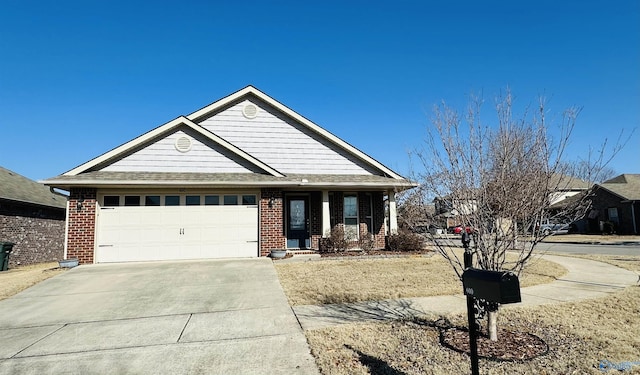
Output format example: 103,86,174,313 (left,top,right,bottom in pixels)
259,188,399,256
